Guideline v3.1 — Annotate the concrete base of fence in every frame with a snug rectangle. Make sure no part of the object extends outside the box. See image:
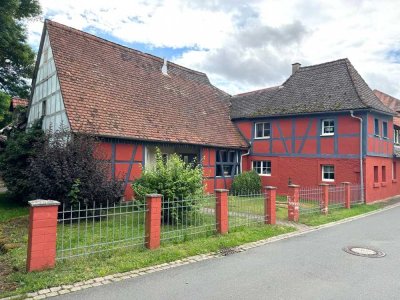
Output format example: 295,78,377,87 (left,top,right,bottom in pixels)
26,199,60,272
